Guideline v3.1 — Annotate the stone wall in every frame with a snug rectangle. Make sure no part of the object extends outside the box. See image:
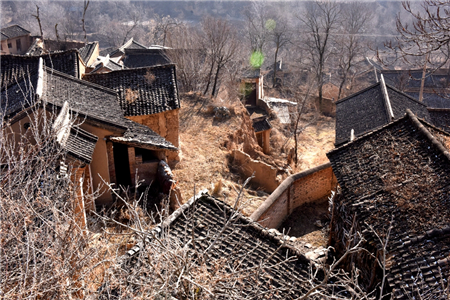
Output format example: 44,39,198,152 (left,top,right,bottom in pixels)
231,149,280,193
127,109,180,164
250,162,337,228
